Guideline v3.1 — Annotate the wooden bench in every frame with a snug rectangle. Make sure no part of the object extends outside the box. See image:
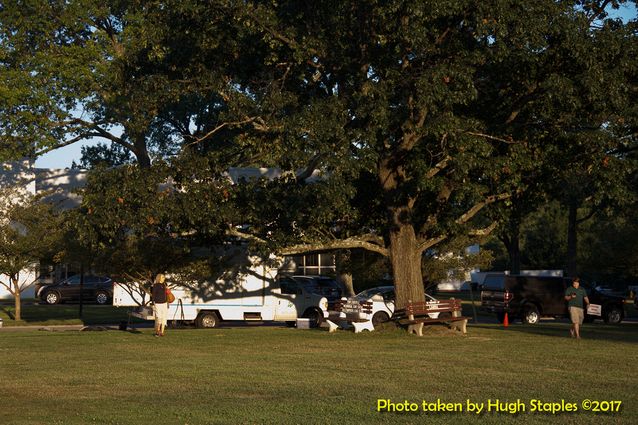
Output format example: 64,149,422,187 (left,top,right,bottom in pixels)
327,299,374,333
394,299,469,336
